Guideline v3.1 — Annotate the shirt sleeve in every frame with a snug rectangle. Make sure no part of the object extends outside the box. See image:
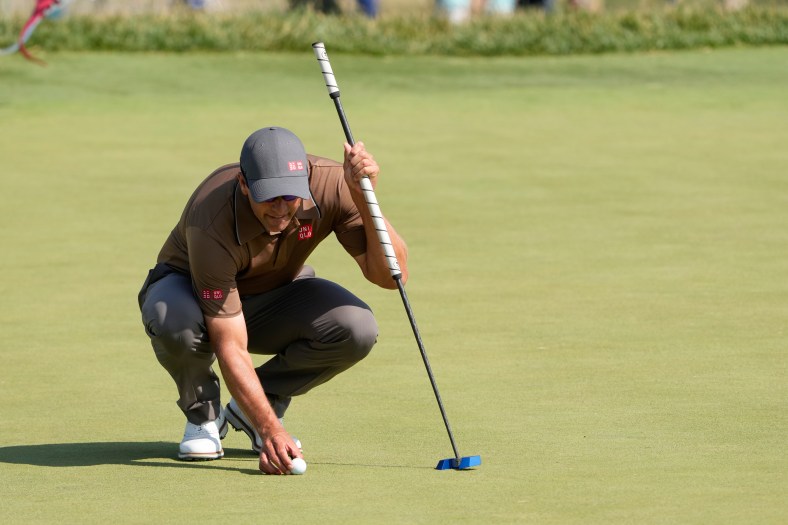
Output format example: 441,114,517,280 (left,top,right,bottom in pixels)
185,226,243,318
